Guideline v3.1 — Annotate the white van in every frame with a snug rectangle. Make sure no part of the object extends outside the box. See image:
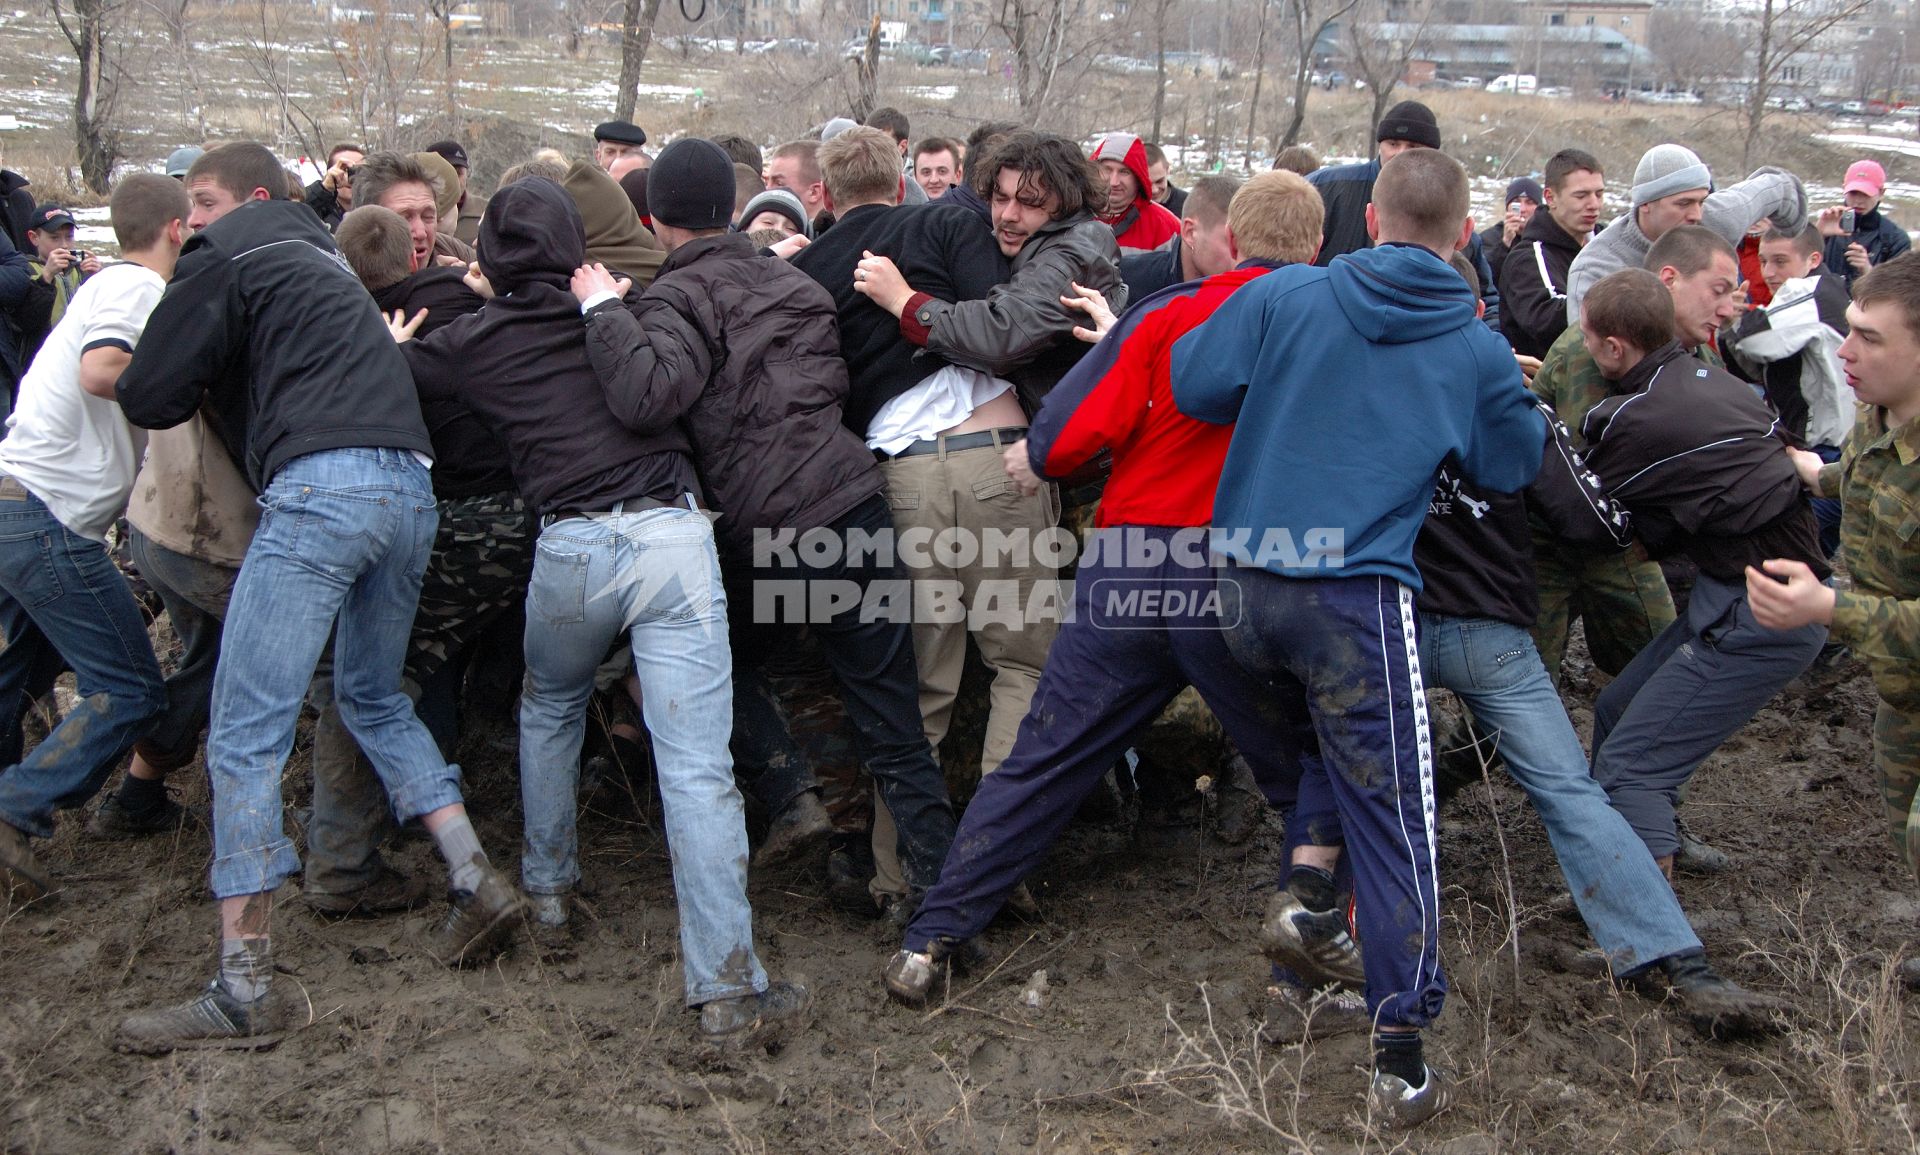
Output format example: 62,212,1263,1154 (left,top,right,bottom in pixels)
1485,74,1538,95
